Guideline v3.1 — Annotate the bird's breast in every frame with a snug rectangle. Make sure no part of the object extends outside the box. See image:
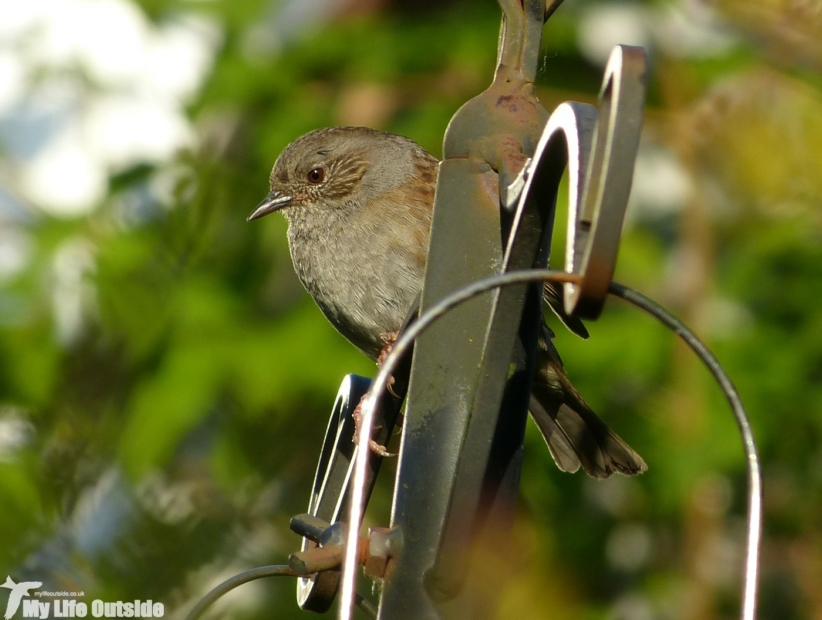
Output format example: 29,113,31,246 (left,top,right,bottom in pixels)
287,218,424,360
